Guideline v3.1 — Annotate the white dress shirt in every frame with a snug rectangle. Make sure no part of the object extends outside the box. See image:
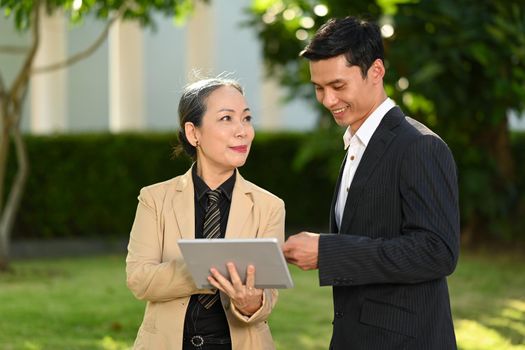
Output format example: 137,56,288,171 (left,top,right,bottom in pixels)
335,98,396,229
